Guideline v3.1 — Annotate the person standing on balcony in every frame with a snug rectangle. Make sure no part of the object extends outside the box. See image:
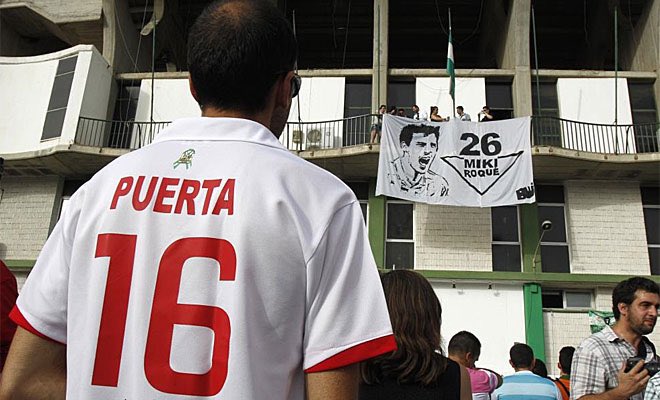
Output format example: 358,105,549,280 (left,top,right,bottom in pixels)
411,104,428,121
0,1,396,399
429,106,445,122
456,106,471,121
370,104,387,144
479,106,495,122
